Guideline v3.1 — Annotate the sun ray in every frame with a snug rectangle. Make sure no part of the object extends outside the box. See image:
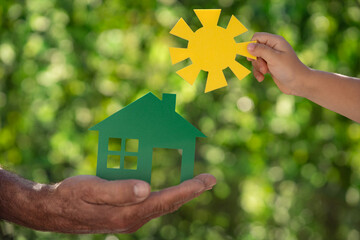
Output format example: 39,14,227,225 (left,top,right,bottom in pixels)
194,9,221,27
226,15,248,37
205,69,227,93
236,41,257,60
170,18,194,40
176,64,201,85
169,47,190,64
229,61,251,81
